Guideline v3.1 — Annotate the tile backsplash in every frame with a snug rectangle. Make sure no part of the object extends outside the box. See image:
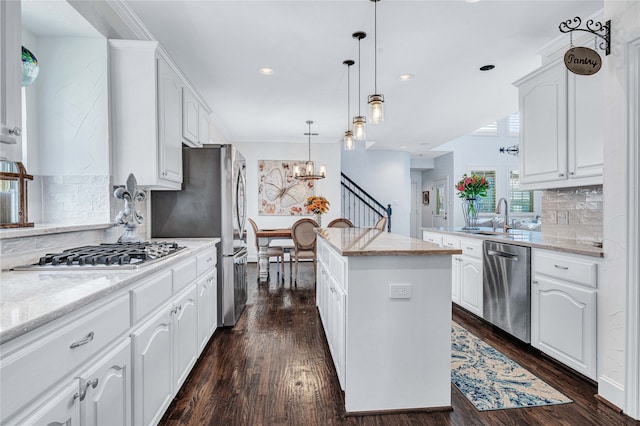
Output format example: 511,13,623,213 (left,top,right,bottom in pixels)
541,185,603,244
